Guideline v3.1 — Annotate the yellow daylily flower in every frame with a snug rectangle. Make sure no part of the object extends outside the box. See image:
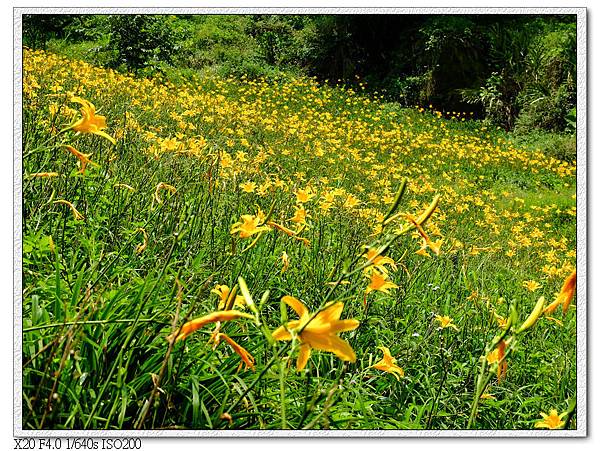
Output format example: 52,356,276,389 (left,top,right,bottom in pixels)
167,310,254,343
493,311,509,329
434,315,459,331
362,248,397,274
231,214,271,238
534,409,567,429
406,214,442,256
272,296,359,371
344,193,360,209
240,181,256,193
371,346,404,380
290,206,310,225
365,270,399,295
68,96,116,144
522,280,542,292
295,187,315,203
212,284,246,310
